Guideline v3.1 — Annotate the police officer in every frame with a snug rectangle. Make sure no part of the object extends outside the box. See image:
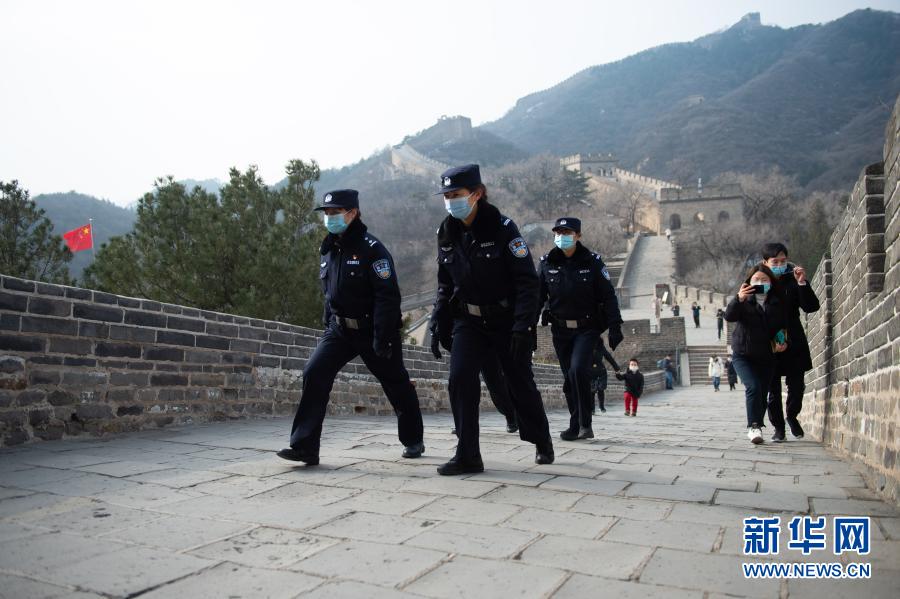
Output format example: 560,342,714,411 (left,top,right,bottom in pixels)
277,189,425,464
538,217,623,440
430,164,554,475
480,354,518,433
